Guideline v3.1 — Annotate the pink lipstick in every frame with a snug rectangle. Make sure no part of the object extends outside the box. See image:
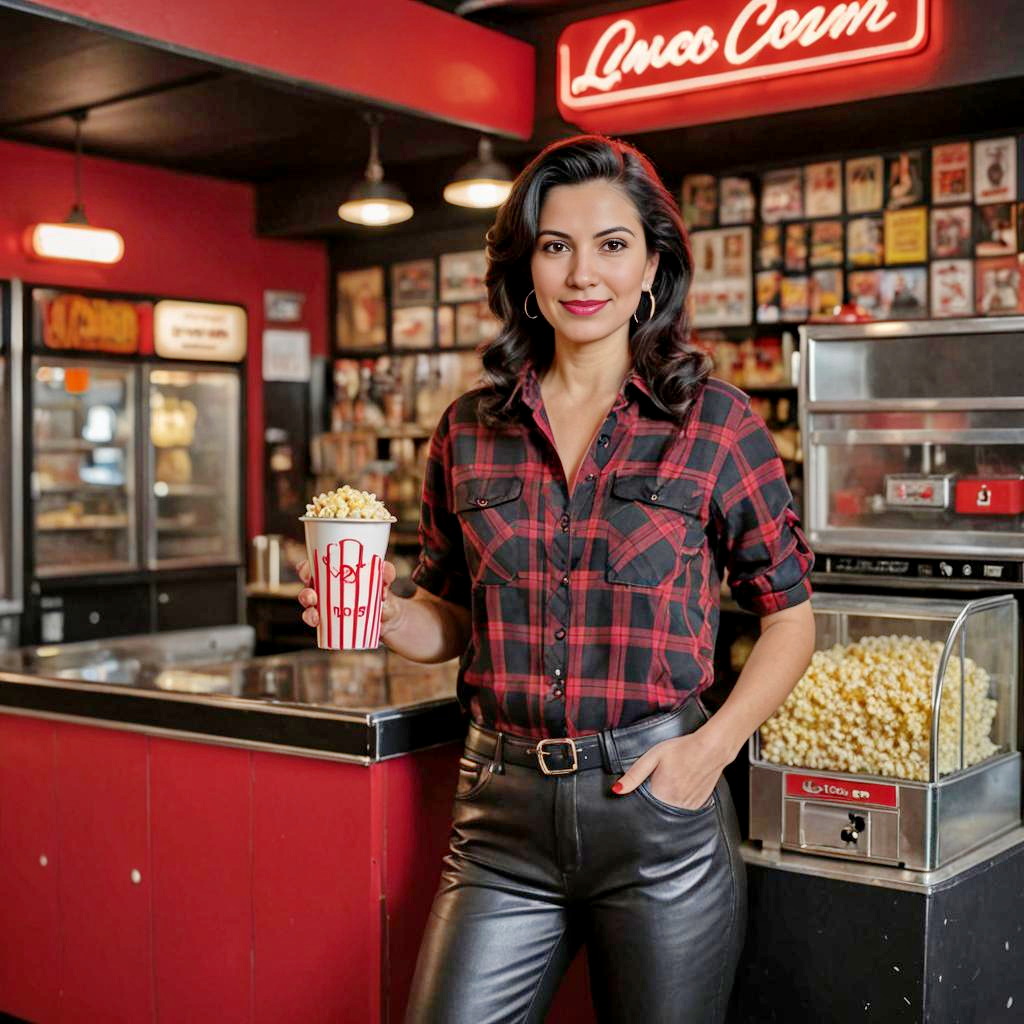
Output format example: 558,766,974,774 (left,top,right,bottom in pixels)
561,299,609,316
